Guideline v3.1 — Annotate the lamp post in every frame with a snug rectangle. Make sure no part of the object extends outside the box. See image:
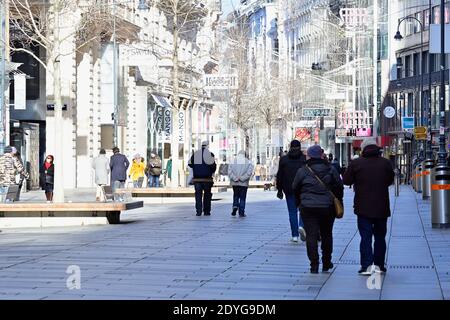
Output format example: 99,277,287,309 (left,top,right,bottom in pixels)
394,16,424,162
0,2,6,154
437,0,447,165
